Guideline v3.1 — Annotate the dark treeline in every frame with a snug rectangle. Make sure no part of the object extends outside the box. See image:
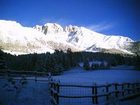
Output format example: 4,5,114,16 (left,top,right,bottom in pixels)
0,48,140,75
